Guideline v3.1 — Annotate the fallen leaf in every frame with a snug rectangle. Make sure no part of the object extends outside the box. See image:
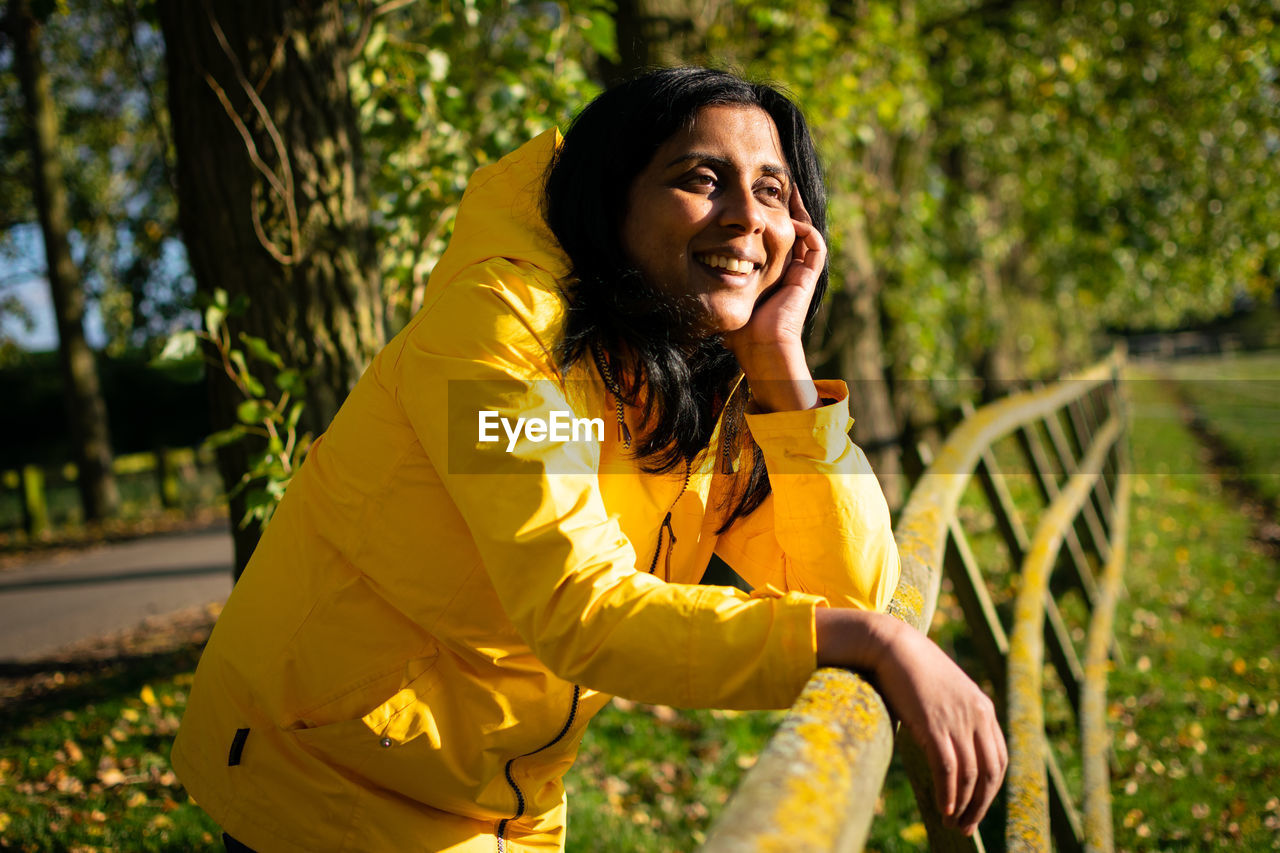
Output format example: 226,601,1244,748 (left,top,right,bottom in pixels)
900,822,928,844
98,768,127,787
63,739,84,764
55,776,84,794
